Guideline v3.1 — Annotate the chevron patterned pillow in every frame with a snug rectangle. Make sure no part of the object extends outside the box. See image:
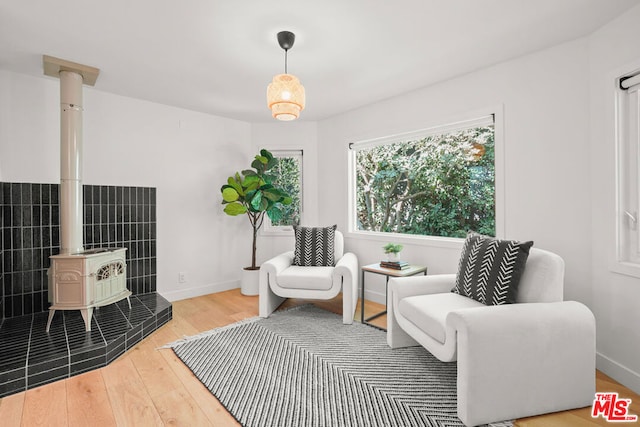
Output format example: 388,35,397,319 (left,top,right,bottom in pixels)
452,232,533,305
292,225,337,266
